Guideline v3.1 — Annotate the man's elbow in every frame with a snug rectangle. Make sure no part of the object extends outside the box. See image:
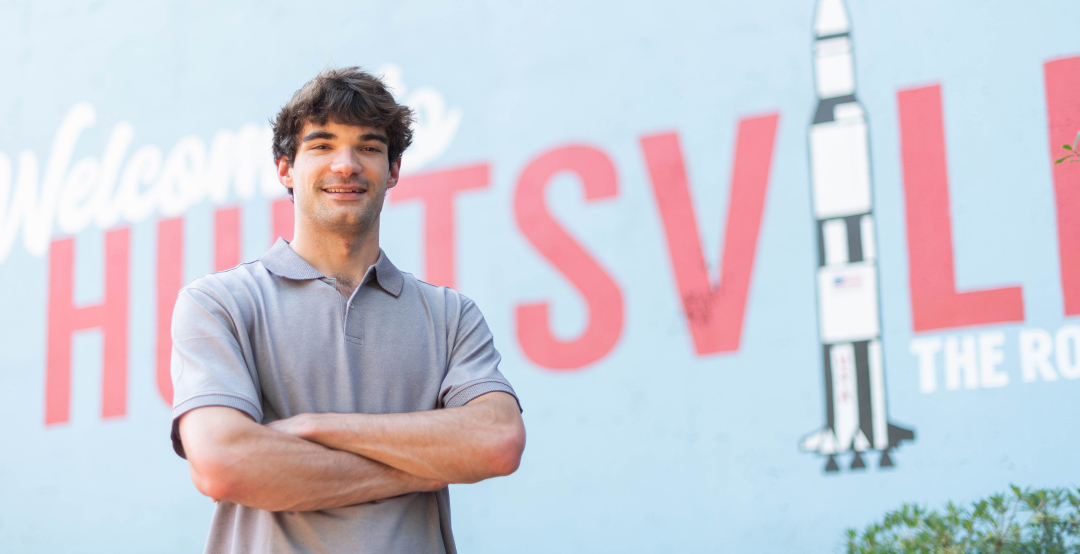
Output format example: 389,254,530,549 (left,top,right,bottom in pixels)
188,448,245,502
486,421,526,477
